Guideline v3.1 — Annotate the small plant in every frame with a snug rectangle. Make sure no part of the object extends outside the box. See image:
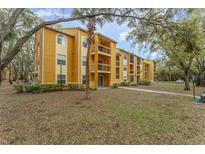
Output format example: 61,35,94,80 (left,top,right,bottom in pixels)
120,81,131,86
14,84,23,93
111,83,119,88
139,80,151,86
